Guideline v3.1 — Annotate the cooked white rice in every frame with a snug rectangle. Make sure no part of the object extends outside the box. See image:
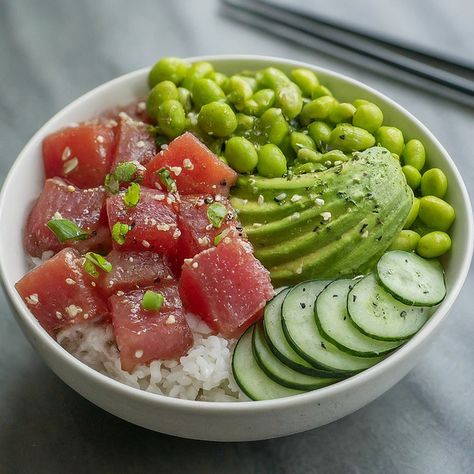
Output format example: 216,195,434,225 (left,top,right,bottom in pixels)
57,313,247,402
